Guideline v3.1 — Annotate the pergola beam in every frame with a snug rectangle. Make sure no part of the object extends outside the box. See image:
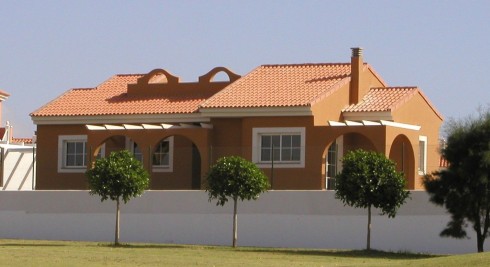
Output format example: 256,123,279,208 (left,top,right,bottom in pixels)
86,123,210,131
327,120,420,130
